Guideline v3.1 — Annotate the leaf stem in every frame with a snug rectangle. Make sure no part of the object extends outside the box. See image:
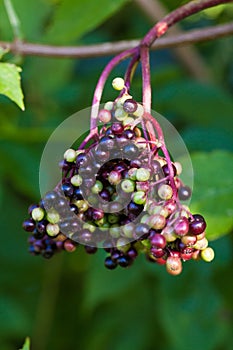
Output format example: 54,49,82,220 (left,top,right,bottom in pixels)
4,0,23,41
